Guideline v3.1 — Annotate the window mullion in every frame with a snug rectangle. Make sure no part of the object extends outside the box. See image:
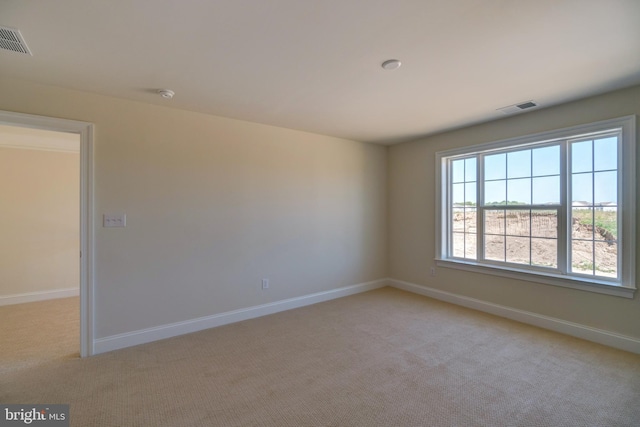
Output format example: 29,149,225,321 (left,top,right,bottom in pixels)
529,154,533,265
477,154,485,261
616,130,623,282
446,158,453,258
558,140,568,275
